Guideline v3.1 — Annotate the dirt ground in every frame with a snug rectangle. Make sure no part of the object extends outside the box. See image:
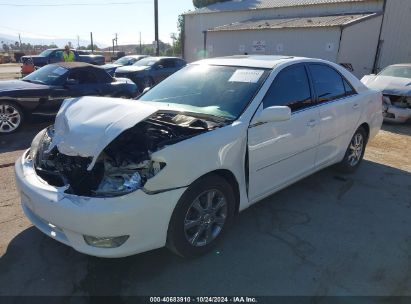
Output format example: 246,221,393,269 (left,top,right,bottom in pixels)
367,123,411,172
0,63,21,80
